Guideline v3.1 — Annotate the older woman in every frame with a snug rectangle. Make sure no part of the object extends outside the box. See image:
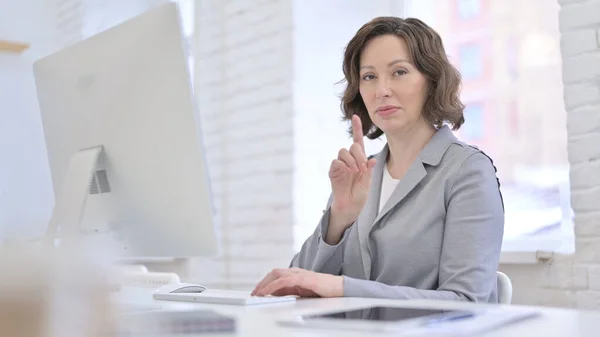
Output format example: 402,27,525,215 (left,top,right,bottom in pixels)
252,16,504,303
